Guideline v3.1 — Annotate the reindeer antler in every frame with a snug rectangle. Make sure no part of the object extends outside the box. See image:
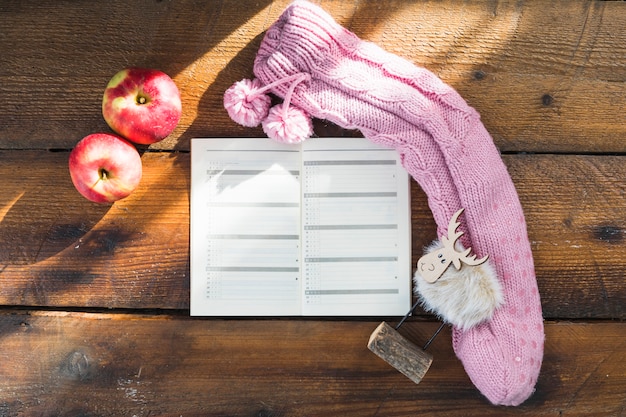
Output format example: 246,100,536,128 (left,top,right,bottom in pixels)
462,250,489,266
441,208,465,248
443,208,489,268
